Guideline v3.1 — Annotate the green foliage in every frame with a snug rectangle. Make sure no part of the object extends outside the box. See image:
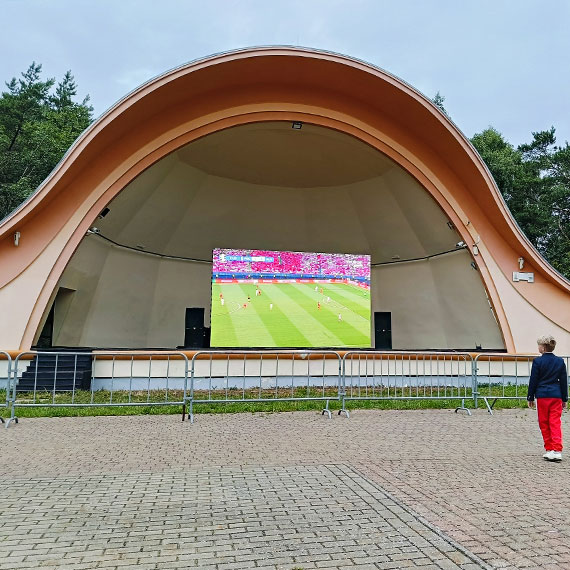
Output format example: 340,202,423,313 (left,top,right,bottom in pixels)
431,91,448,116
471,127,570,278
0,63,93,220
